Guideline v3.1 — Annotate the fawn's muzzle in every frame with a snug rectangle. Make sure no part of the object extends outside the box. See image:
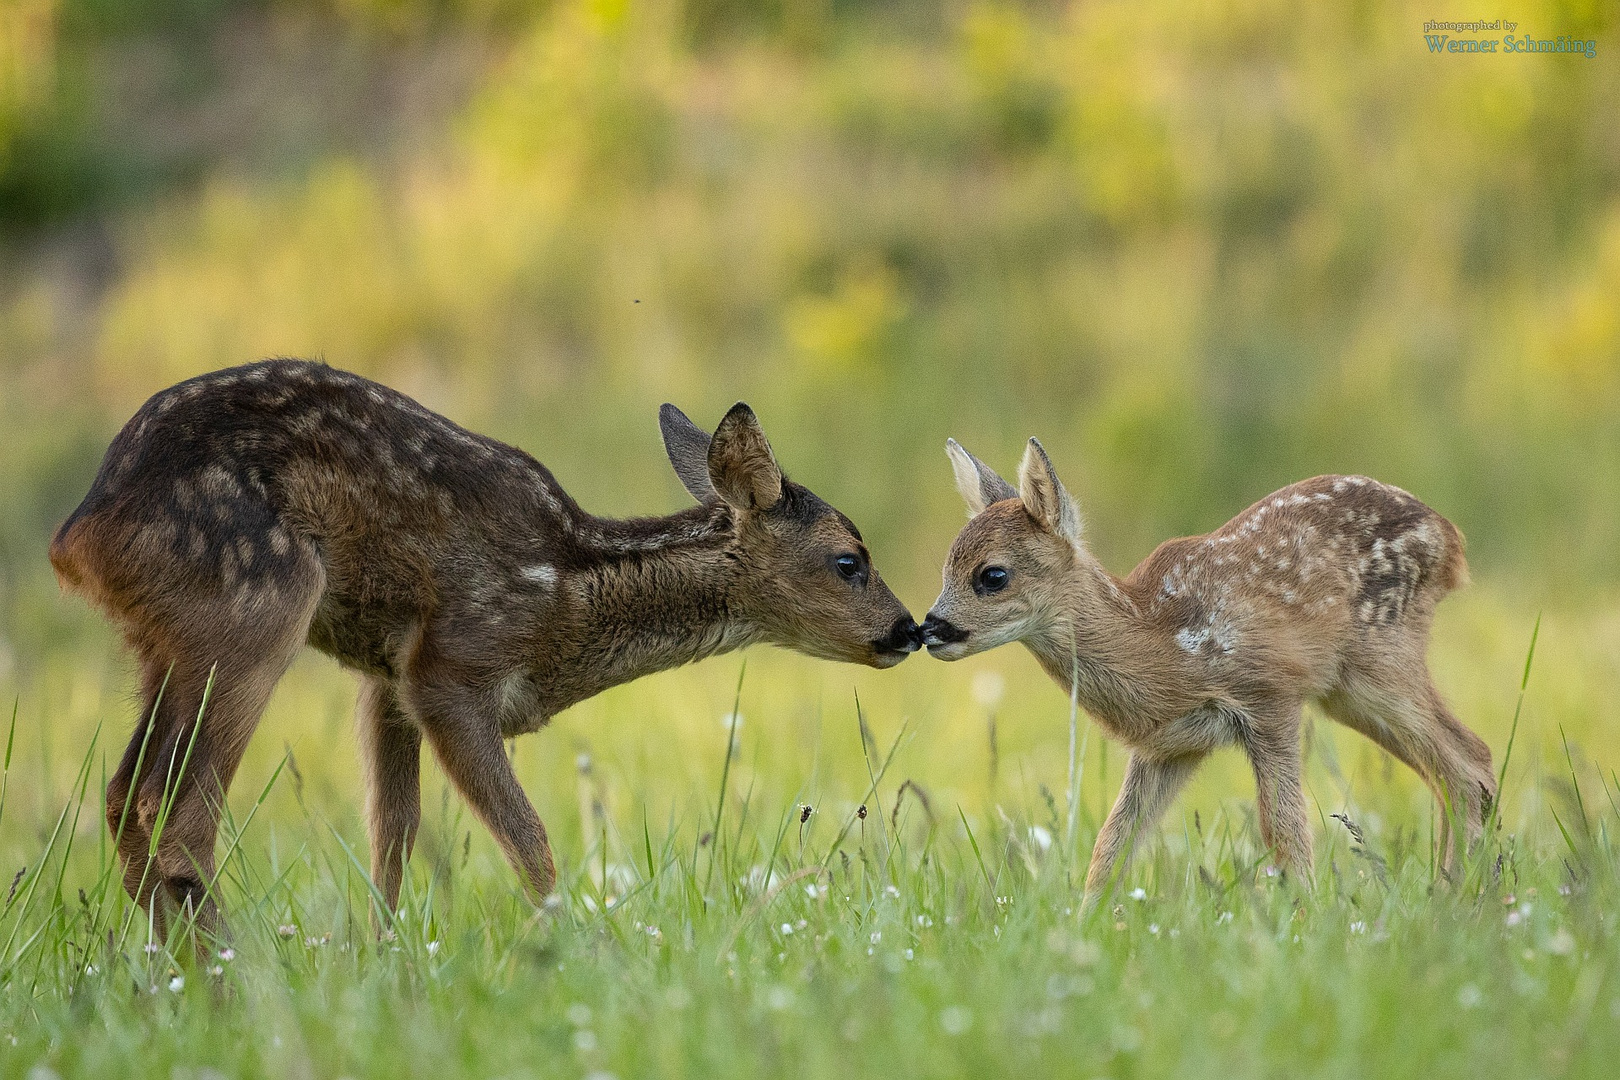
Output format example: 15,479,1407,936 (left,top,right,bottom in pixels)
920,613,969,648
872,616,924,658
